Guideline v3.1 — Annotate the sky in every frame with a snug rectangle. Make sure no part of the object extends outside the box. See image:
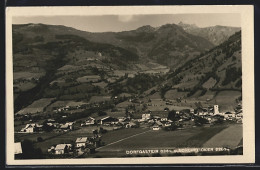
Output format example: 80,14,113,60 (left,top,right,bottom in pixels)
13,14,240,32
